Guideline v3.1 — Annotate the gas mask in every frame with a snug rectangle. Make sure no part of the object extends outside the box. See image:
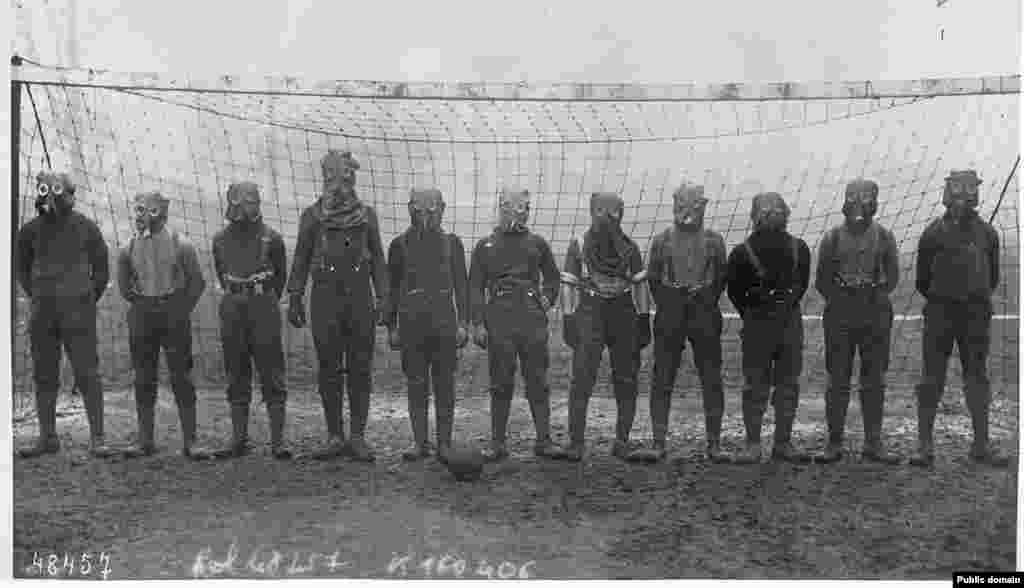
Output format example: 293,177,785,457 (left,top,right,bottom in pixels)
673,182,708,231
942,169,981,222
321,150,360,209
408,188,445,233
590,191,624,234
842,179,879,231
225,181,262,224
498,187,531,233
750,192,790,233
35,172,76,217
134,191,169,237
